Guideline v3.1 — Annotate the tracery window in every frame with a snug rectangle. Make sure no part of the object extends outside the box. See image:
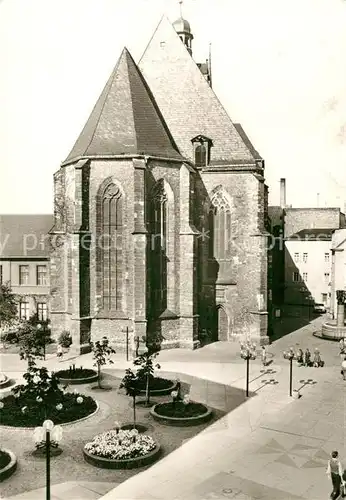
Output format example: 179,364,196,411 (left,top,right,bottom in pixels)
98,182,123,312
210,190,232,260
191,135,212,168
